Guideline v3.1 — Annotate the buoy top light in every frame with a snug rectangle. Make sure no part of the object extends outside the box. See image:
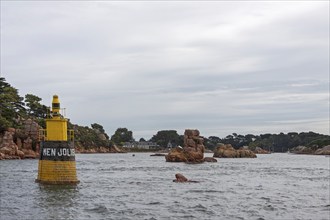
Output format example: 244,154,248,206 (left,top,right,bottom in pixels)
52,95,60,118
